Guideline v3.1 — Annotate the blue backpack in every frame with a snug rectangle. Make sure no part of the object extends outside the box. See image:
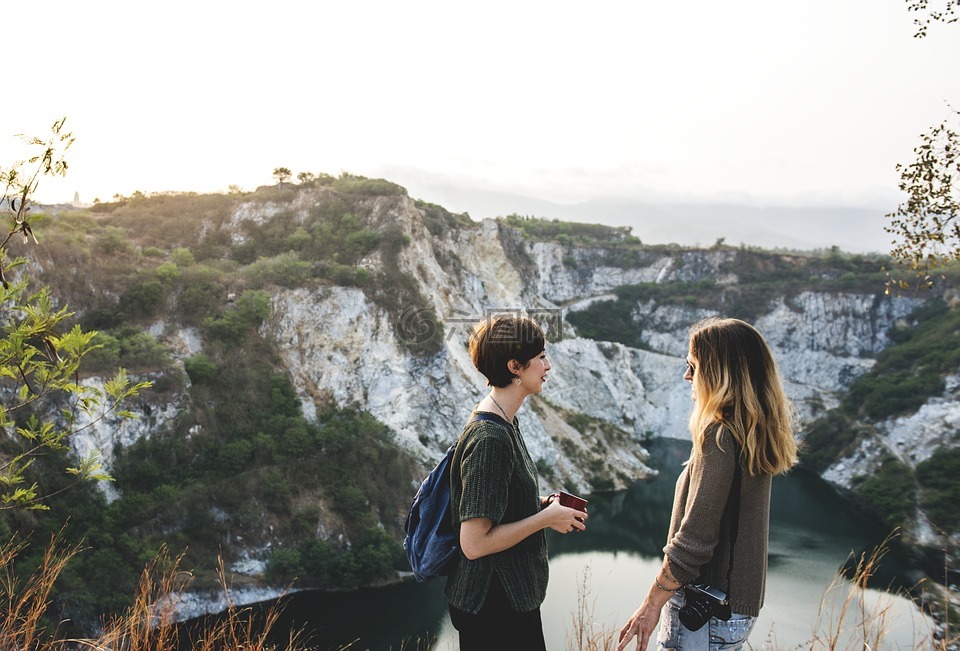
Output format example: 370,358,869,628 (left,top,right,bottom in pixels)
403,412,499,582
